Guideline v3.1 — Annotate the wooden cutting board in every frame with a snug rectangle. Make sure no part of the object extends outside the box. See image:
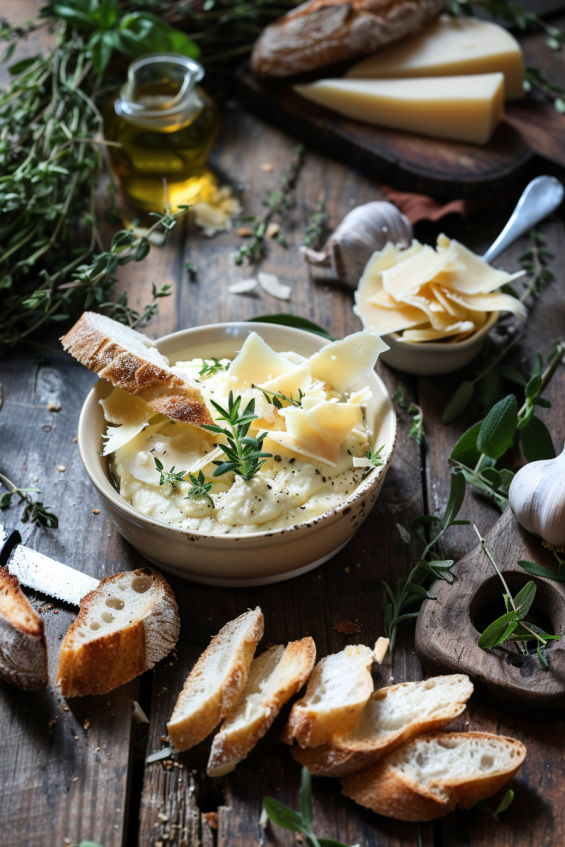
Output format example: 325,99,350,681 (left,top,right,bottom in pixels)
237,62,565,201
415,508,565,719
